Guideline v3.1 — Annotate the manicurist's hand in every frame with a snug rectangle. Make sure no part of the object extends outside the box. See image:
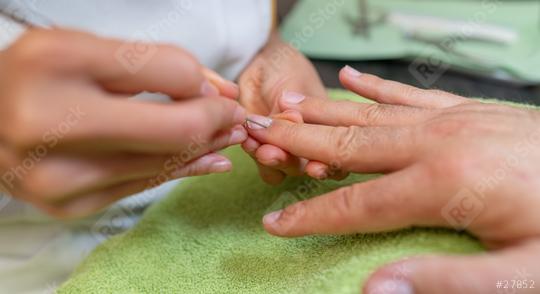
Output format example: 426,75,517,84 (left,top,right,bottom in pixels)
0,29,246,218
246,66,540,293
238,33,339,185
